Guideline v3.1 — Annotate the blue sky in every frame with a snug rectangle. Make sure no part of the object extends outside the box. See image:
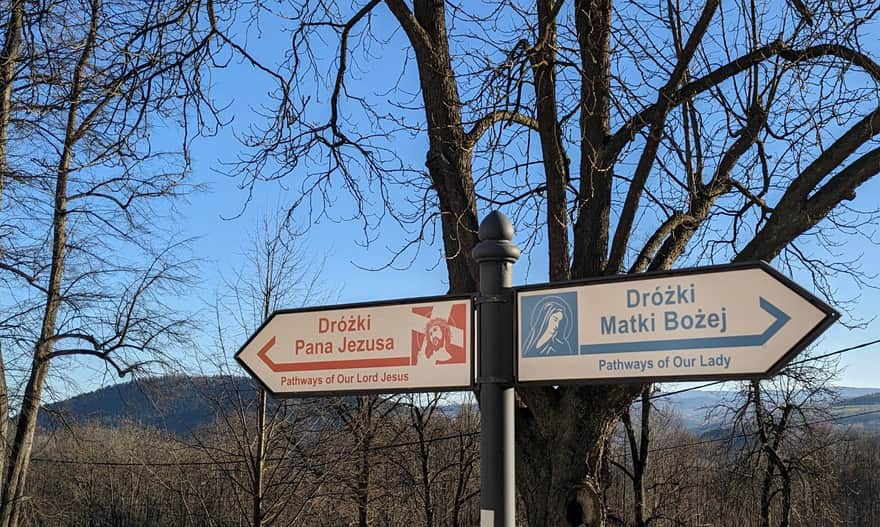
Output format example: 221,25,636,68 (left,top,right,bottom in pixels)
177,112,880,392
163,5,880,391
53,3,880,397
